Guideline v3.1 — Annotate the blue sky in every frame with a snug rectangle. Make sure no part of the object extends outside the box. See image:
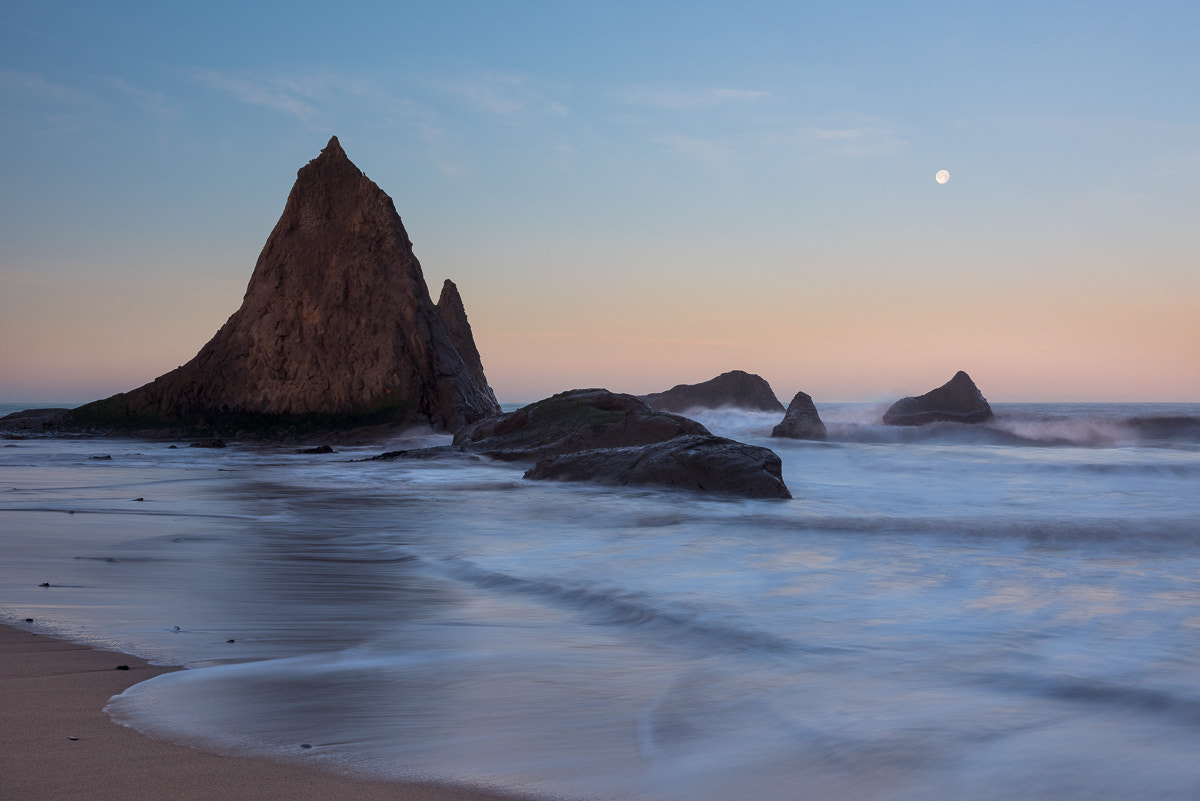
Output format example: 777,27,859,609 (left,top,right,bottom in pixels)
2,1,1198,403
